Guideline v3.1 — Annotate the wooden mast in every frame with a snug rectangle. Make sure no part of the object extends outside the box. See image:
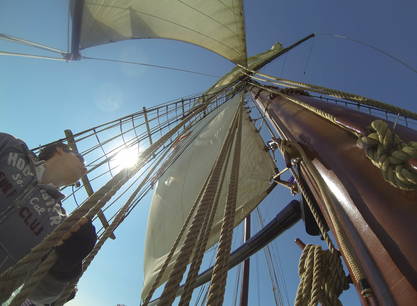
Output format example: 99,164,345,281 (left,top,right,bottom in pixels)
250,85,417,305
